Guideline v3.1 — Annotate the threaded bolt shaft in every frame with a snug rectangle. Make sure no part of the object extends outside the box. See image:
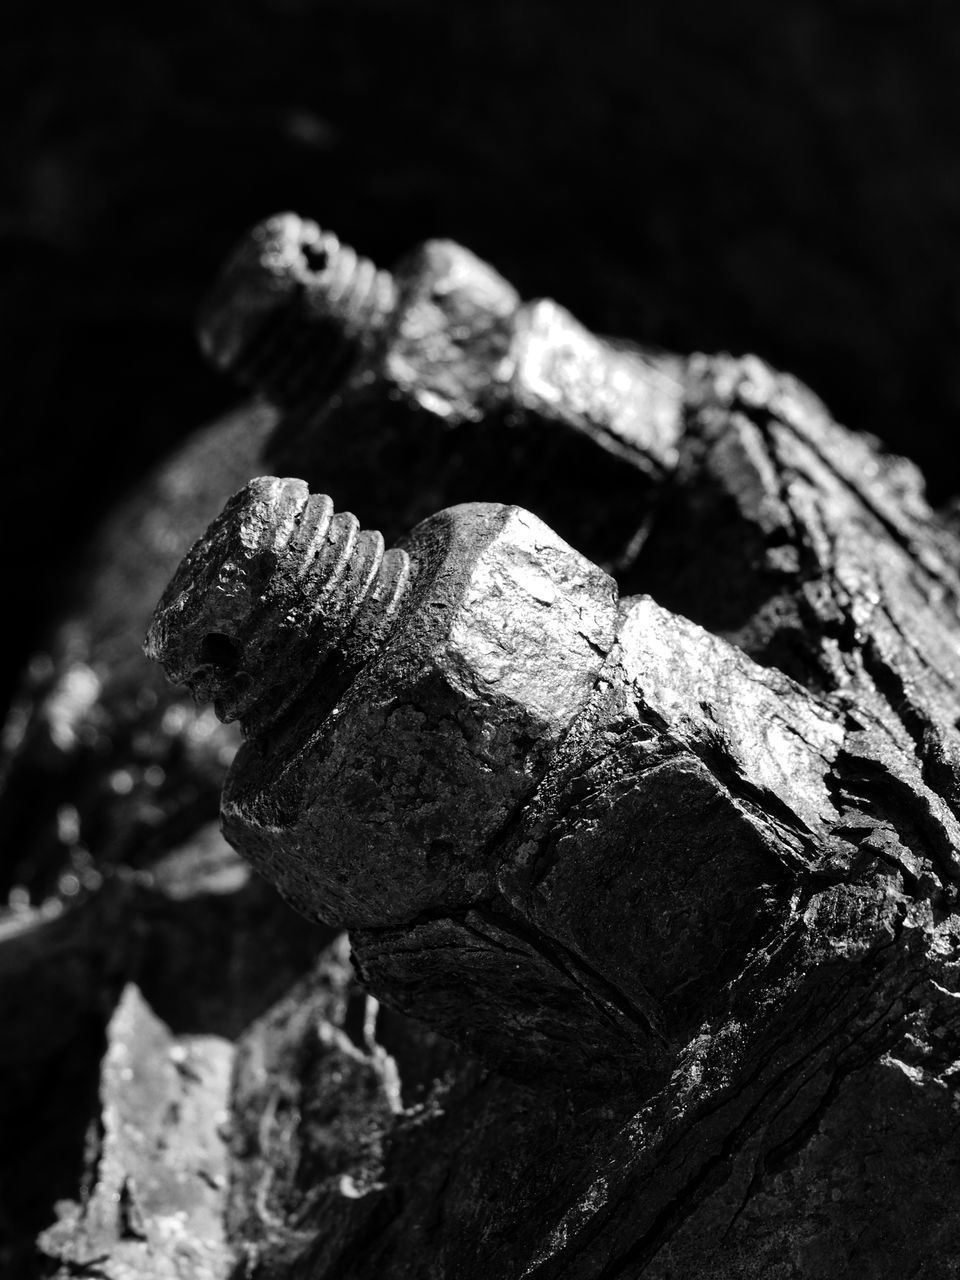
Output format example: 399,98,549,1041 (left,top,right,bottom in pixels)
145,477,410,736
197,214,396,414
